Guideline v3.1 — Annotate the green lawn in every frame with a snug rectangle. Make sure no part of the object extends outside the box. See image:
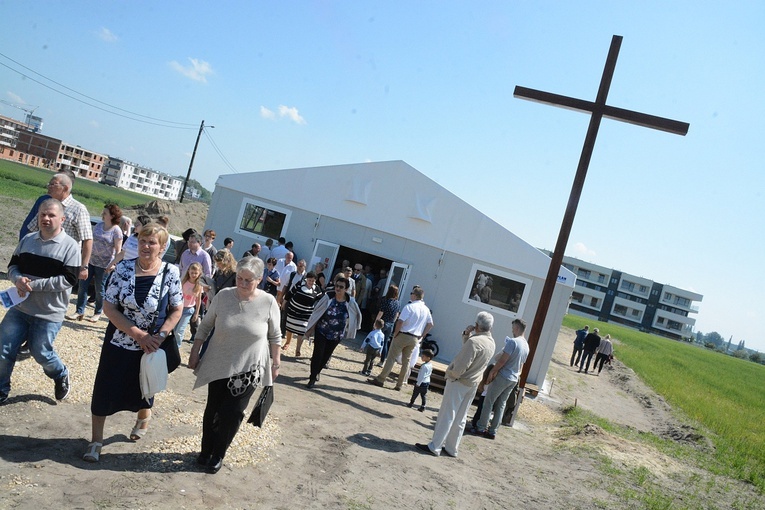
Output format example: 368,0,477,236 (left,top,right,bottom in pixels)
562,314,765,491
0,159,159,214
